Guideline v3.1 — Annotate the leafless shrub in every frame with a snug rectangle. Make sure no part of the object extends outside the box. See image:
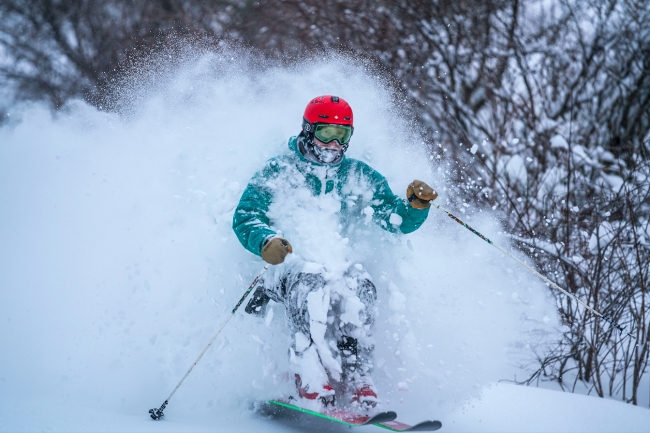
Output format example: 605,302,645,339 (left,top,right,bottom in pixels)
0,0,237,108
